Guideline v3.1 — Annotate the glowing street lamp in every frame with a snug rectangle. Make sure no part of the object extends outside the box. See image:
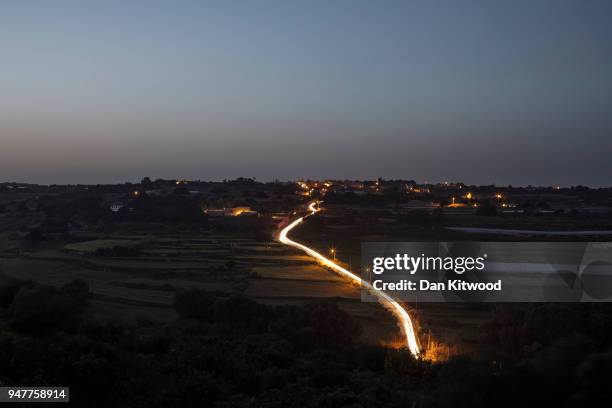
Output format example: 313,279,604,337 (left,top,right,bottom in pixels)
330,248,336,261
